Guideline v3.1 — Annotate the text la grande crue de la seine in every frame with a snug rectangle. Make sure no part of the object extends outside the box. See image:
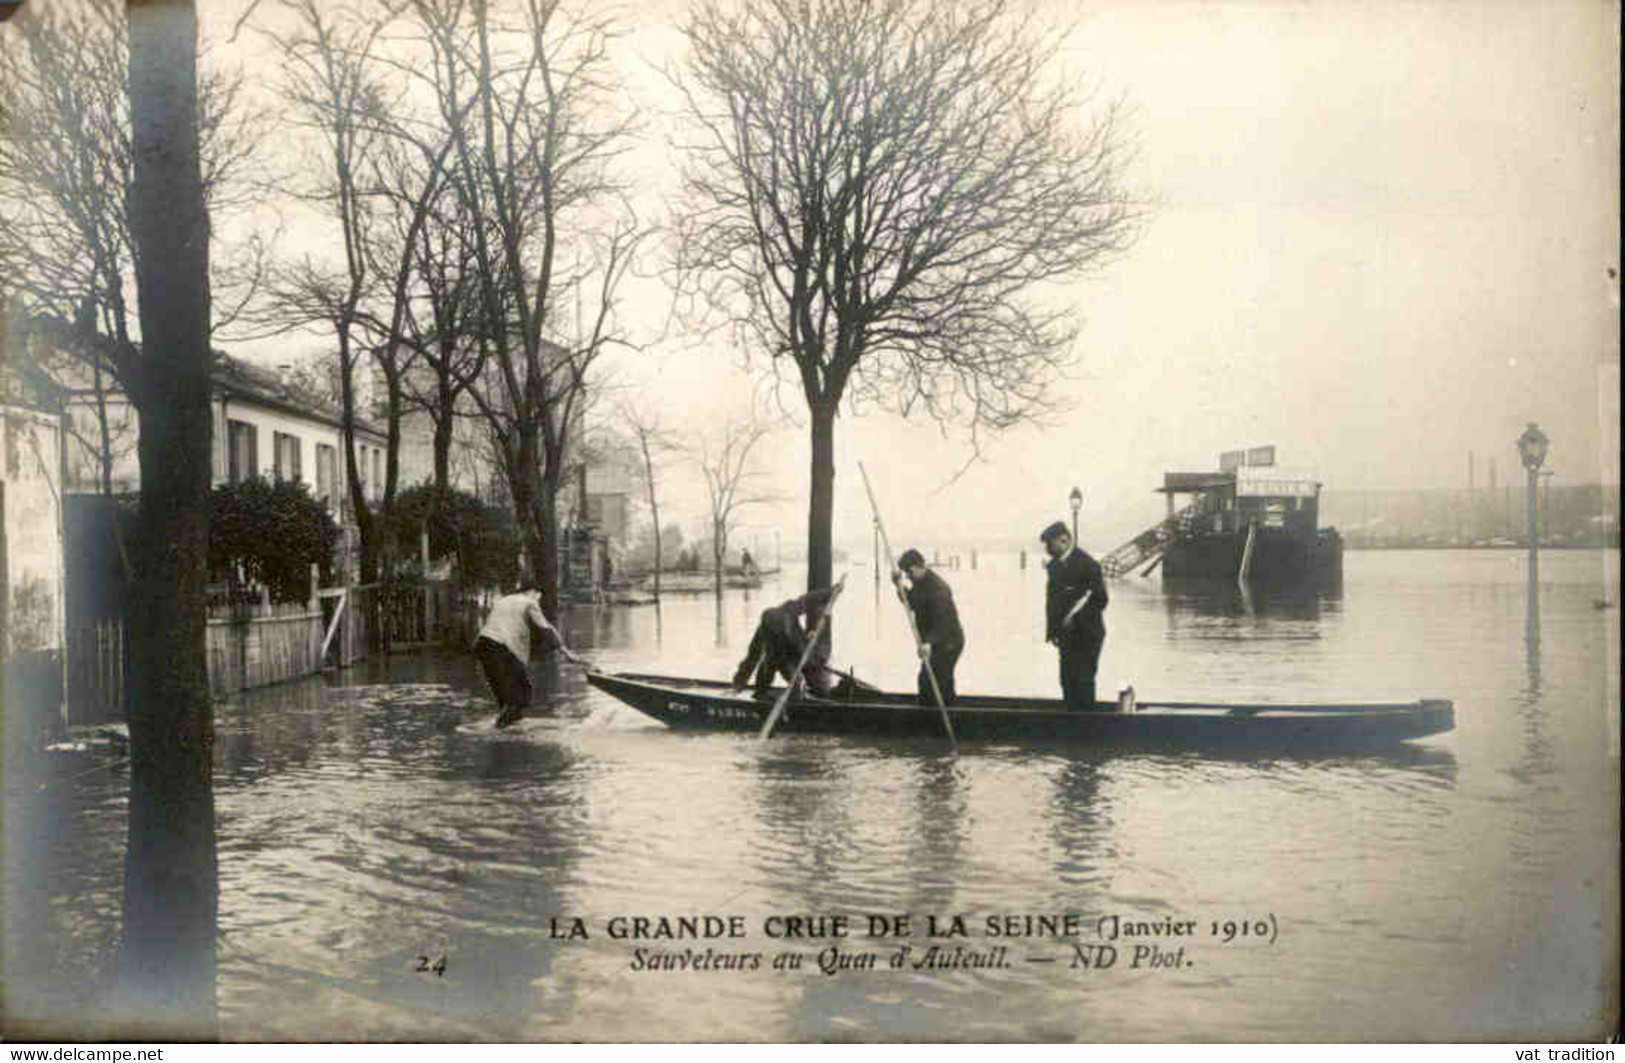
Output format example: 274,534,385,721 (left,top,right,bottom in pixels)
544,911,1276,946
